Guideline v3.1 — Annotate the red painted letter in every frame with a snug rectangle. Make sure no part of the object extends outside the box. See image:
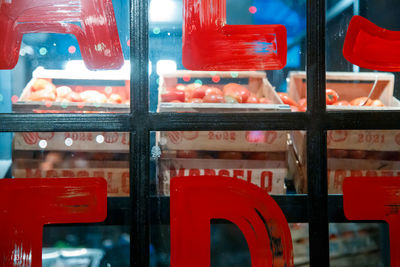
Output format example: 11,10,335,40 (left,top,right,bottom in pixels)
170,175,293,267
183,0,287,70
343,15,400,71
0,0,123,70
343,177,400,266
0,178,107,266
